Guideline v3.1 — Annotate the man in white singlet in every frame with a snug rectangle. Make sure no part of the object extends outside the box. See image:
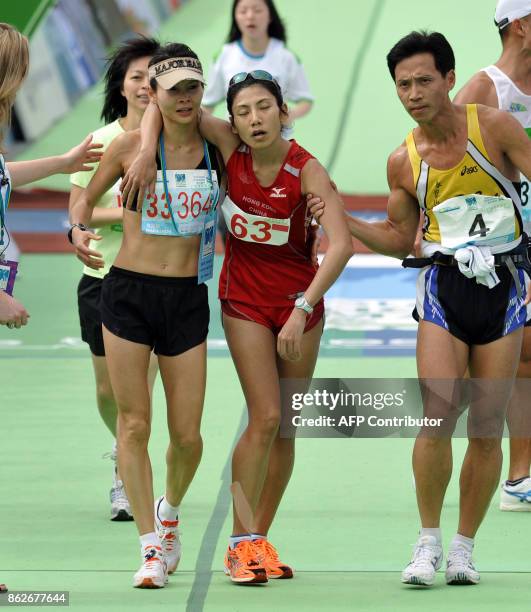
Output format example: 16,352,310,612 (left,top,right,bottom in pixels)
455,0,531,512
